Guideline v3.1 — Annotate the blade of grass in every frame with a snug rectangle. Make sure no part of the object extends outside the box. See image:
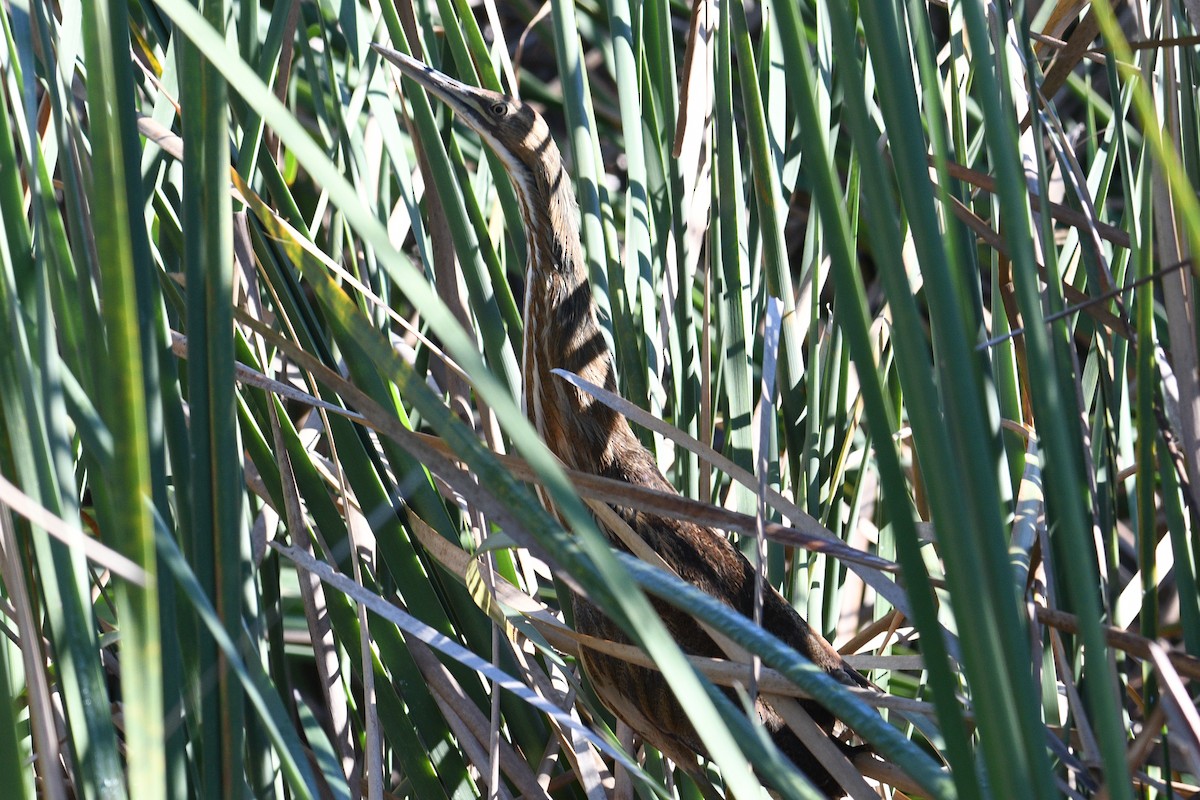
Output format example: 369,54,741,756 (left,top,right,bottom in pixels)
773,1,978,796
81,1,167,796
173,0,248,789
844,0,1058,794
954,0,1135,793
